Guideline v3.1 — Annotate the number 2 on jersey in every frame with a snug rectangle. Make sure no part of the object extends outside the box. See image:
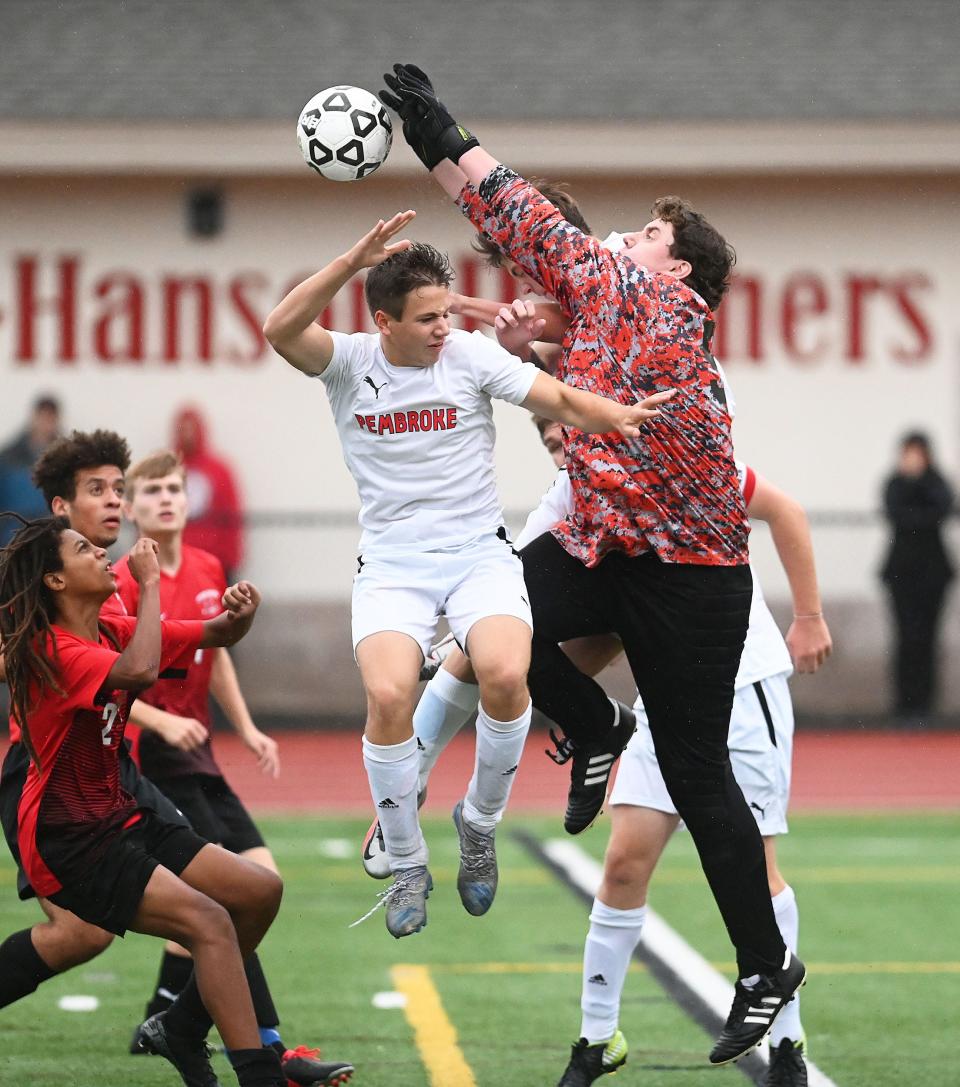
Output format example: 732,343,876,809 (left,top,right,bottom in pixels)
101,702,119,746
